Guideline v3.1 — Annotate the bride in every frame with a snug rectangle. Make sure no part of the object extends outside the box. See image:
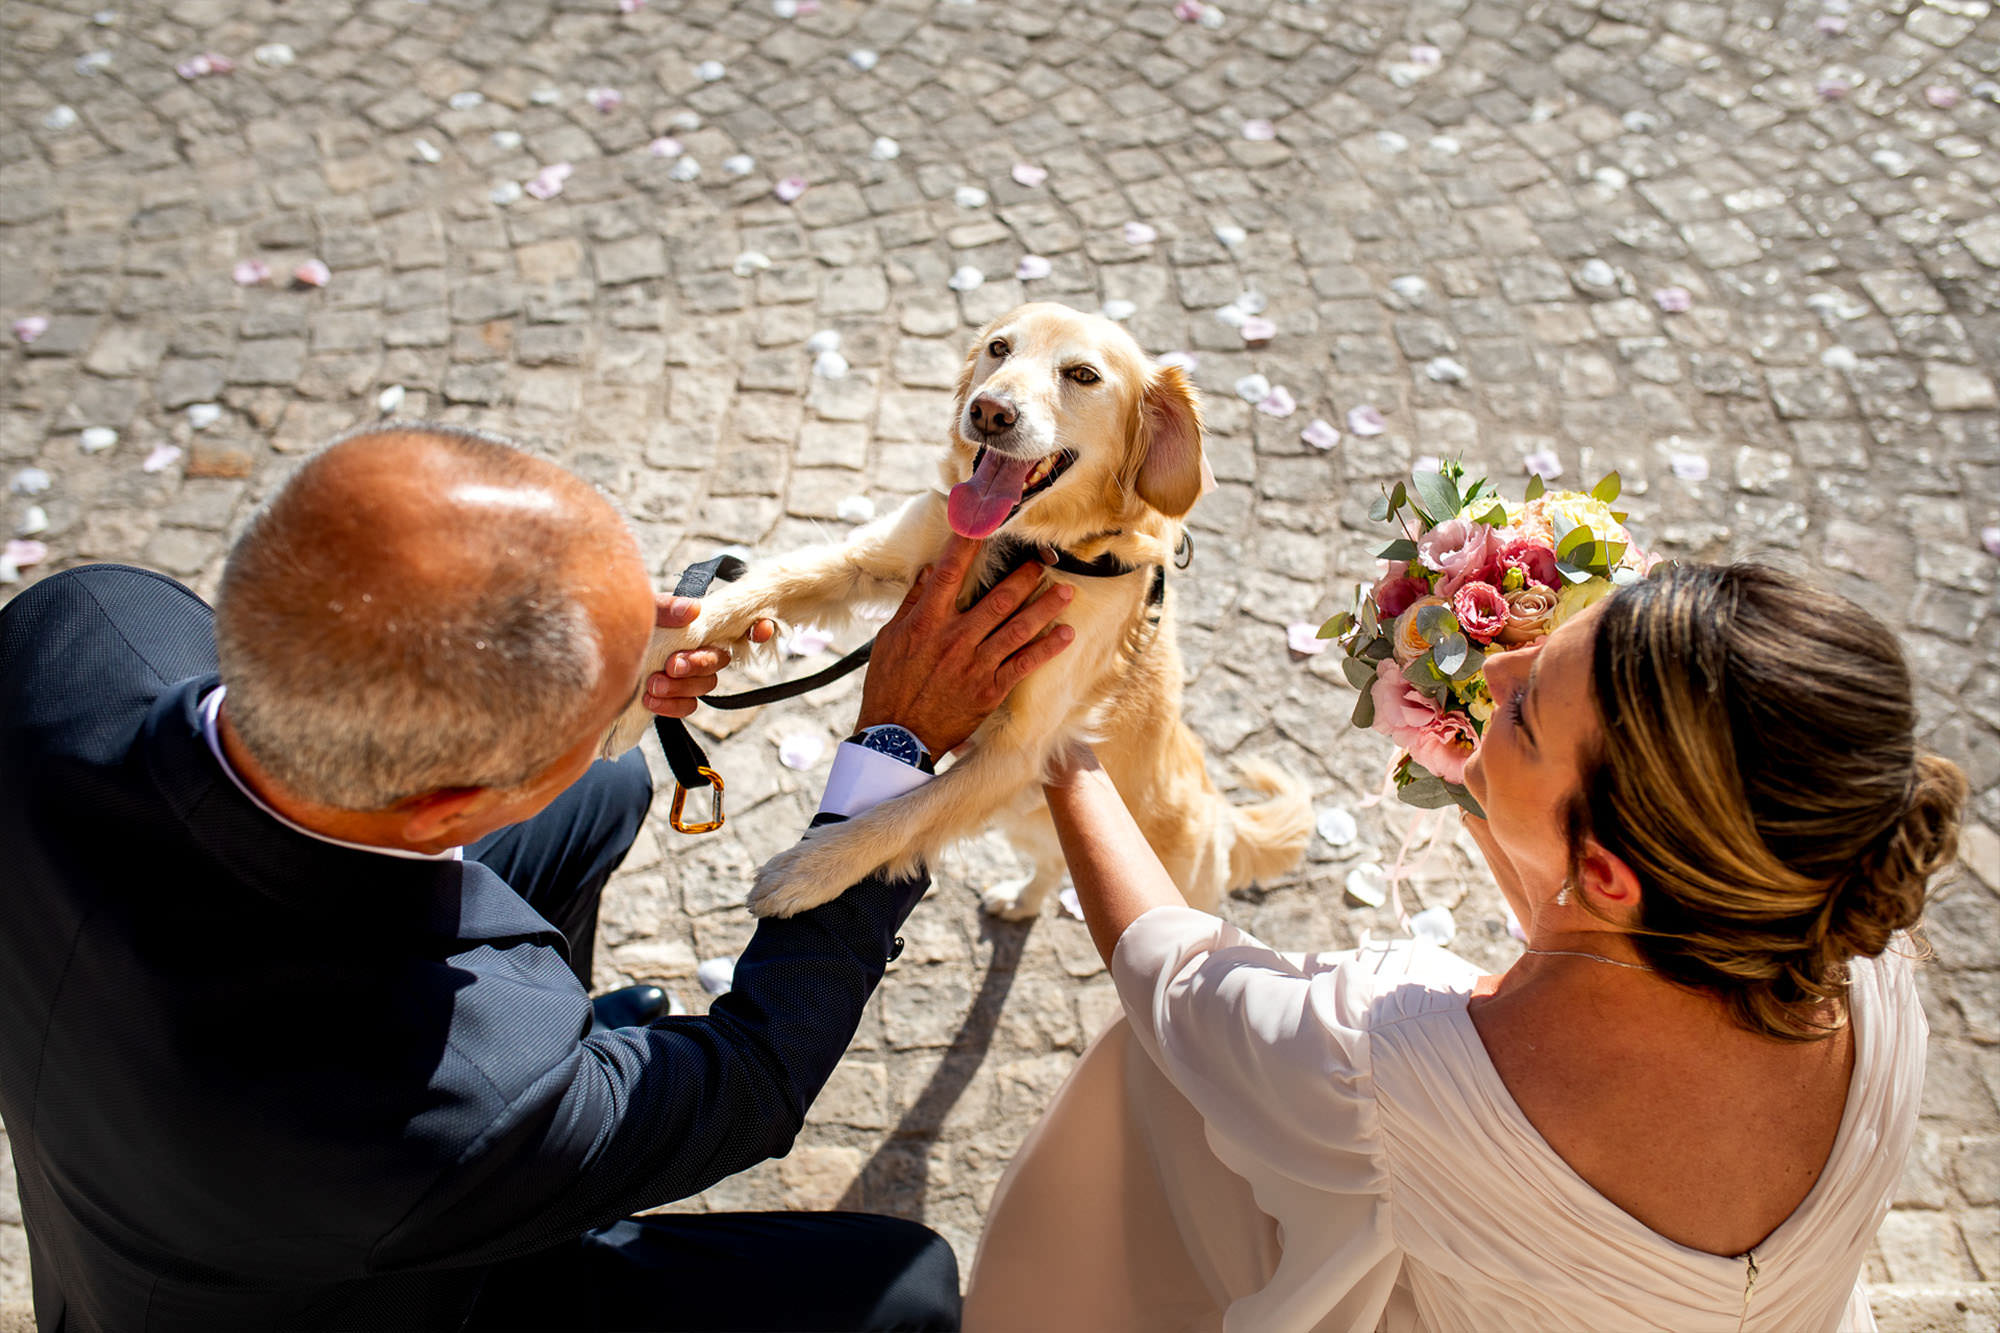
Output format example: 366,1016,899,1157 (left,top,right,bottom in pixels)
965,563,1965,1332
